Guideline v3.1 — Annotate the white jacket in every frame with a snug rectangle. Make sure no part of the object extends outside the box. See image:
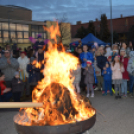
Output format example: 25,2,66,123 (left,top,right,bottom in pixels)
18,56,30,77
